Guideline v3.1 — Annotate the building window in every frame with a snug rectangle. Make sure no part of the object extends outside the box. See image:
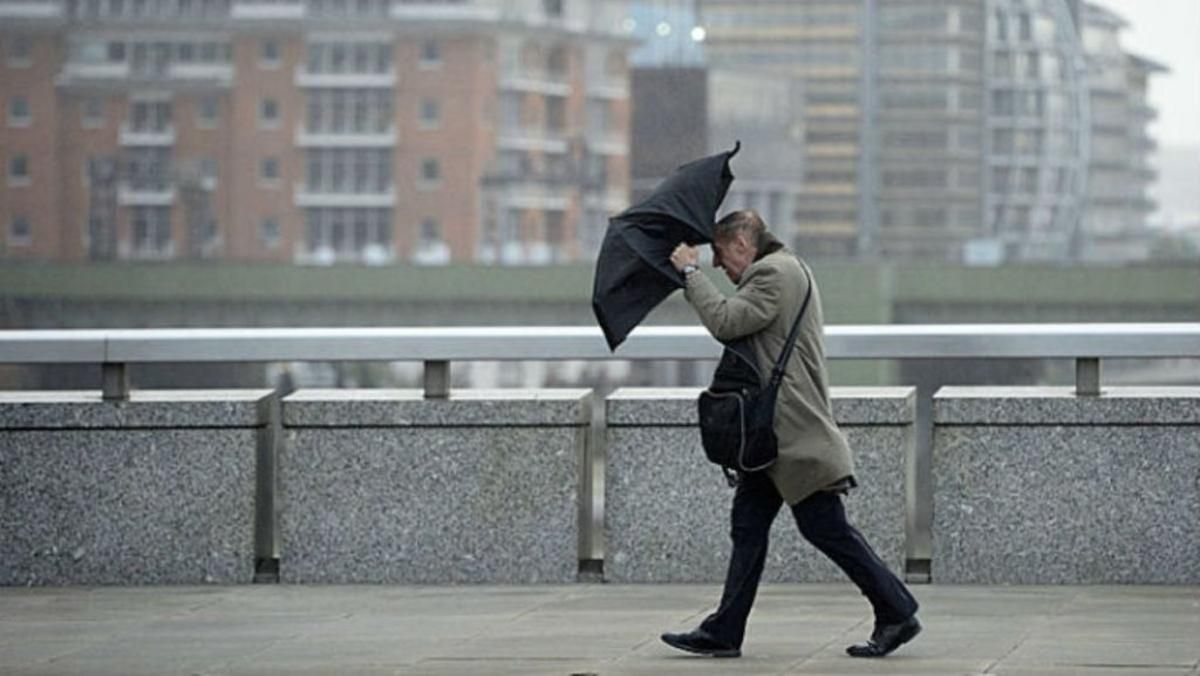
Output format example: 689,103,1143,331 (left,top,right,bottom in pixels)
260,157,280,185
198,96,219,128
82,96,105,128
260,217,280,249
306,89,392,134
6,35,32,67
8,97,31,127
306,148,391,193
303,207,392,260
420,157,441,187
419,98,440,129
419,217,441,246
9,216,31,246
260,39,281,68
9,154,30,186
130,99,171,132
132,206,173,257
307,41,391,75
260,98,279,128
419,40,441,68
